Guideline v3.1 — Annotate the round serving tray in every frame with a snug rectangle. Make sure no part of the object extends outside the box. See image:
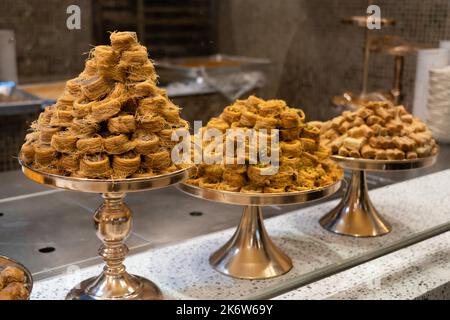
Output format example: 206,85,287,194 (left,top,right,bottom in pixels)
178,180,342,207
21,162,191,193
330,154,438,172
0,255,33,299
